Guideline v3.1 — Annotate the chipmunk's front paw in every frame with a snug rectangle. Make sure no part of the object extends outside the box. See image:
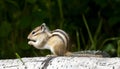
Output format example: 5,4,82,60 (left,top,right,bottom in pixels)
28,41,34,45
